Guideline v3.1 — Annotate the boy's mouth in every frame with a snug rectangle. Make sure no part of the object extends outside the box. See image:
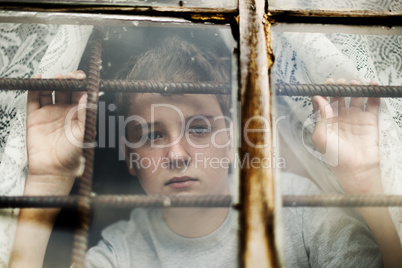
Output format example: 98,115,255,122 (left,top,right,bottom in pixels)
165,176,198,189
